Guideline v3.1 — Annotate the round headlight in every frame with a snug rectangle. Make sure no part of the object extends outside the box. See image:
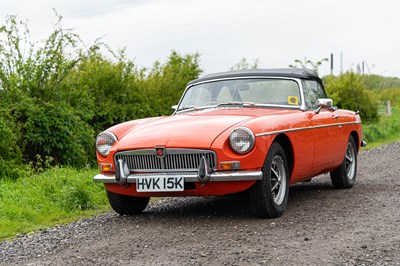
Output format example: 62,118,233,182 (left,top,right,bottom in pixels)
229,127,255,154
96,132,117,157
